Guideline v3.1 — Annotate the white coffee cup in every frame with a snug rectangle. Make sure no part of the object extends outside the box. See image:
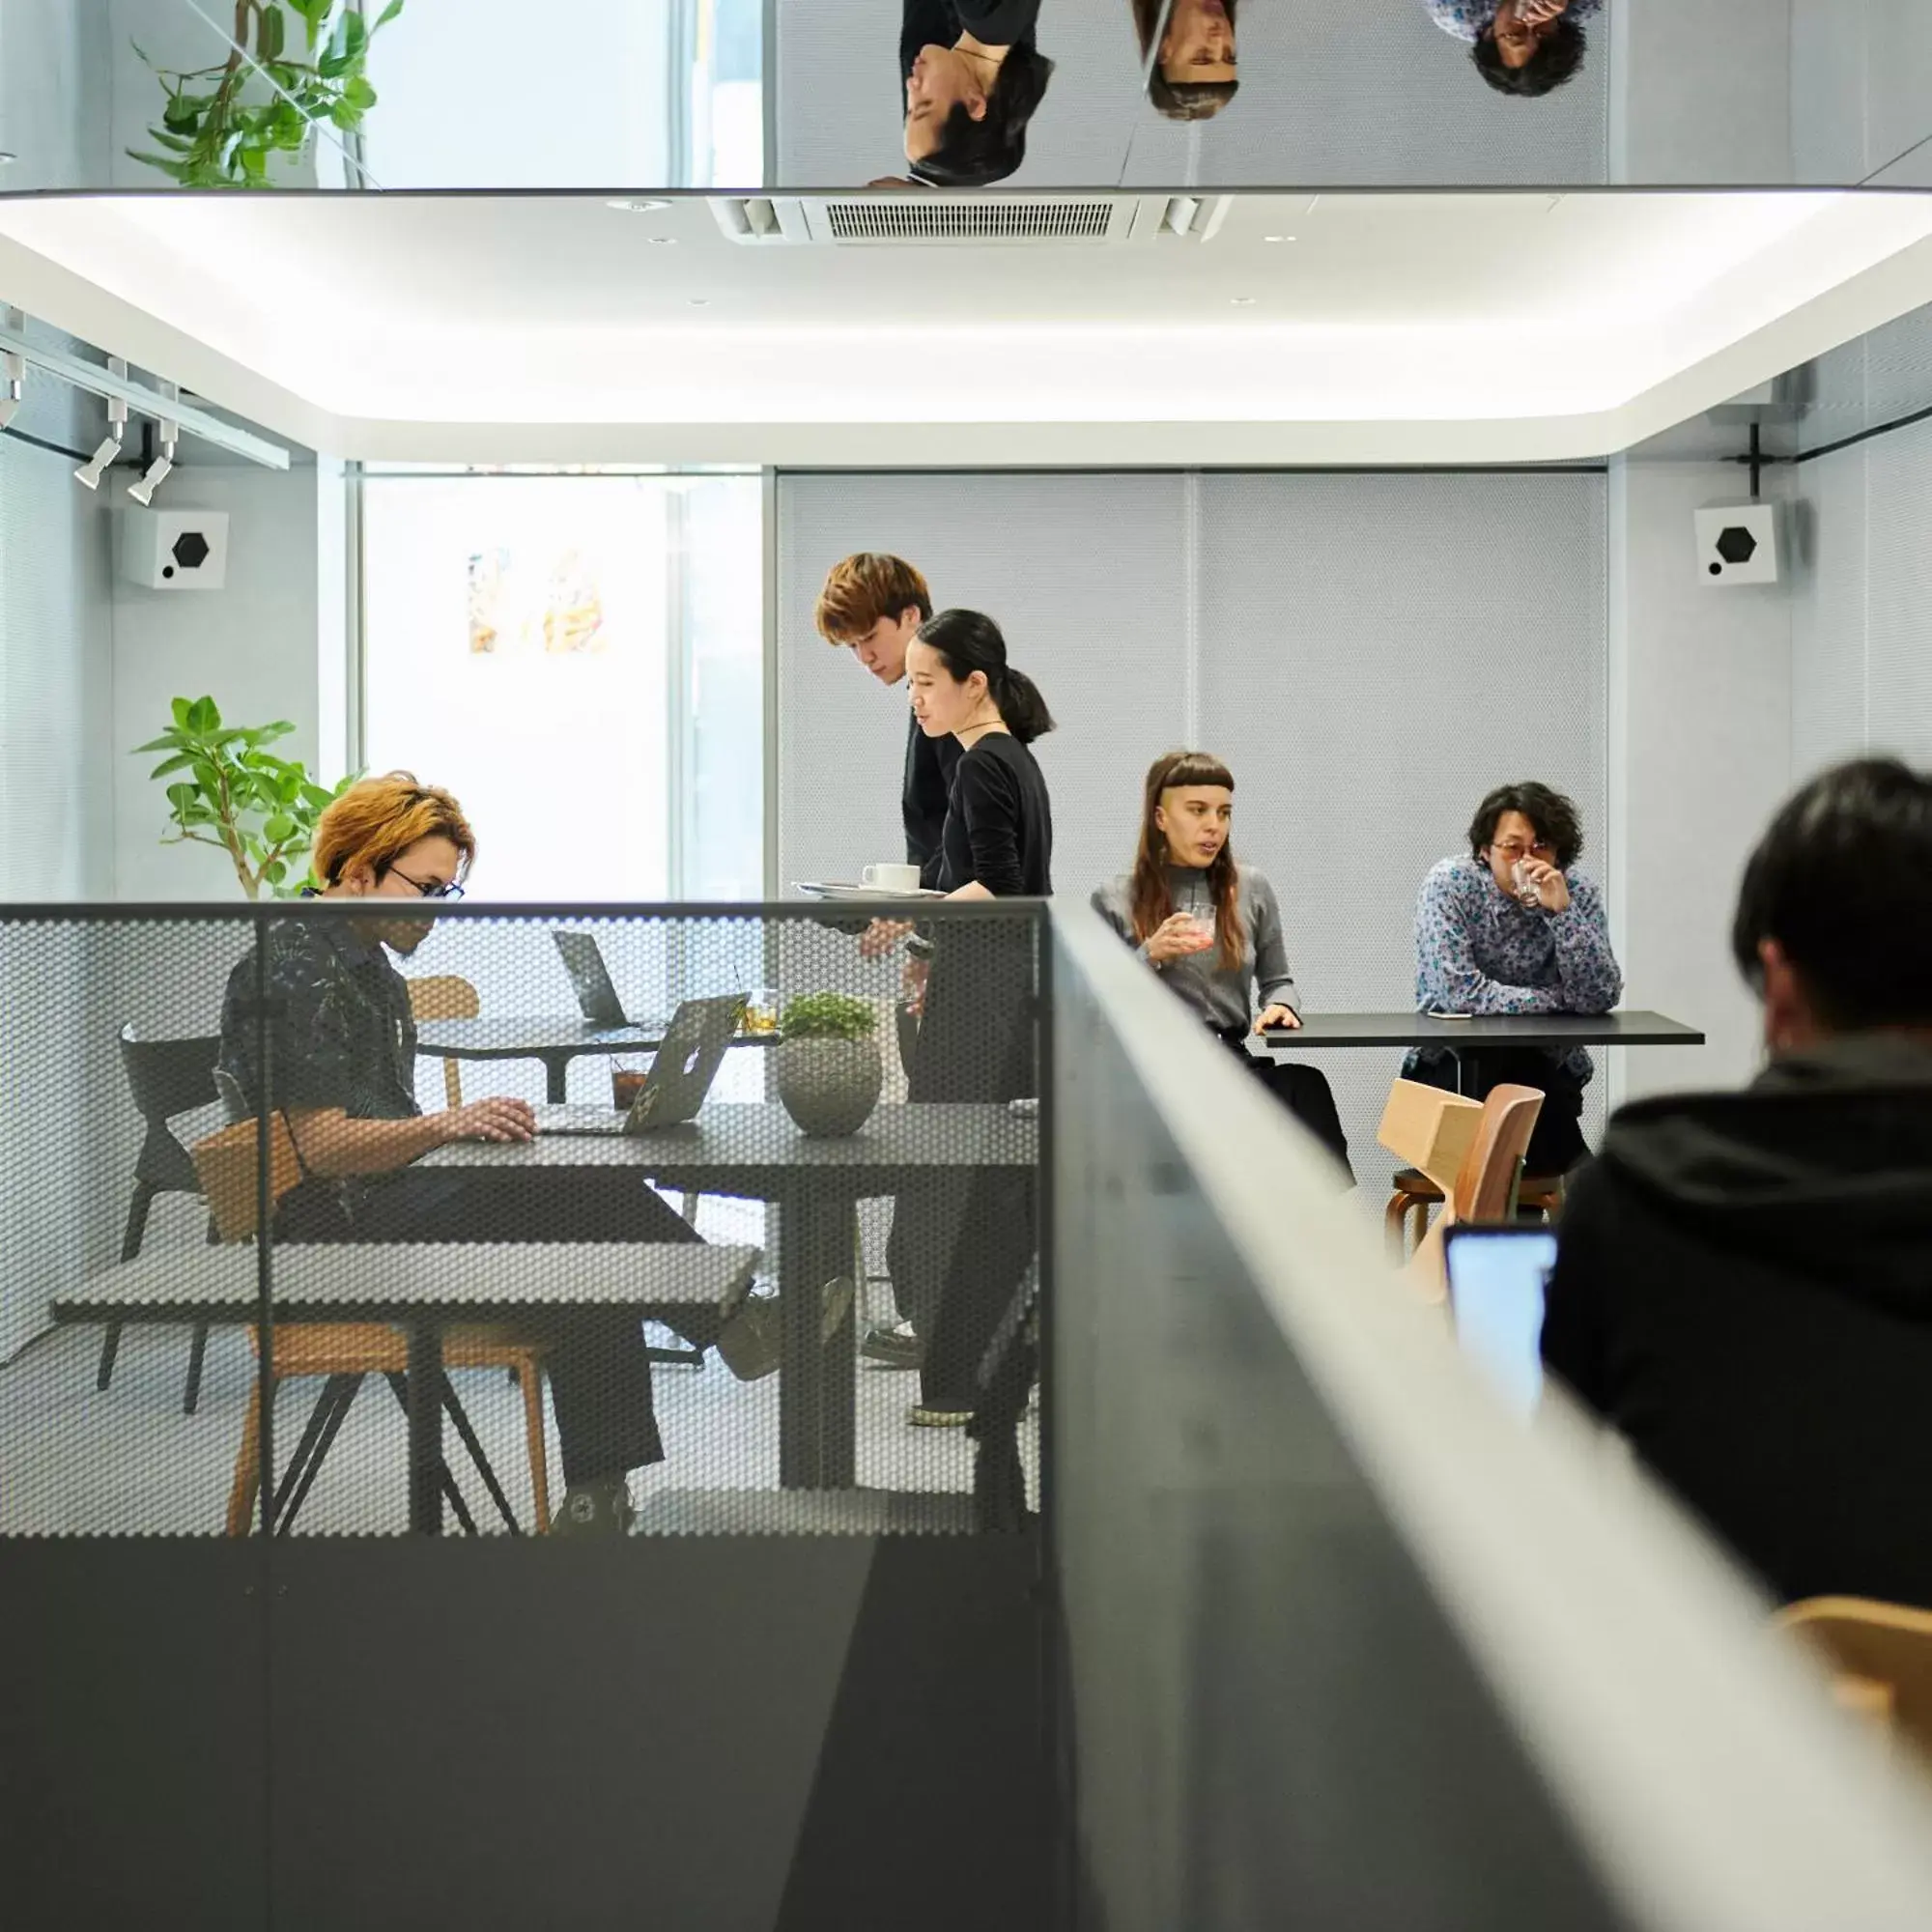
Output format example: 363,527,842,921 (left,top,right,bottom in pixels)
862,862,923,893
